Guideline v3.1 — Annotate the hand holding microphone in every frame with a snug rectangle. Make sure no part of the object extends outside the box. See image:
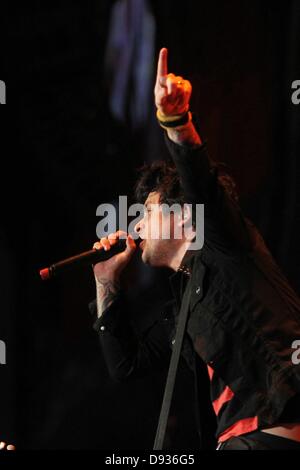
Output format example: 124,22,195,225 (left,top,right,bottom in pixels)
92,231,137,284
91,231,137,318
39,231,137,281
